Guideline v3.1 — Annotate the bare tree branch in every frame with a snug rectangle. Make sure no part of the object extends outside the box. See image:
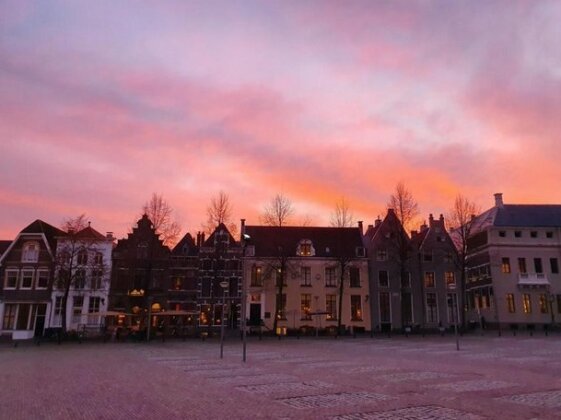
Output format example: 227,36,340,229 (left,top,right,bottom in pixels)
260,194,294,227
204,191,237,236
142,193,181,247
387,181,420,232
330,197,354,227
